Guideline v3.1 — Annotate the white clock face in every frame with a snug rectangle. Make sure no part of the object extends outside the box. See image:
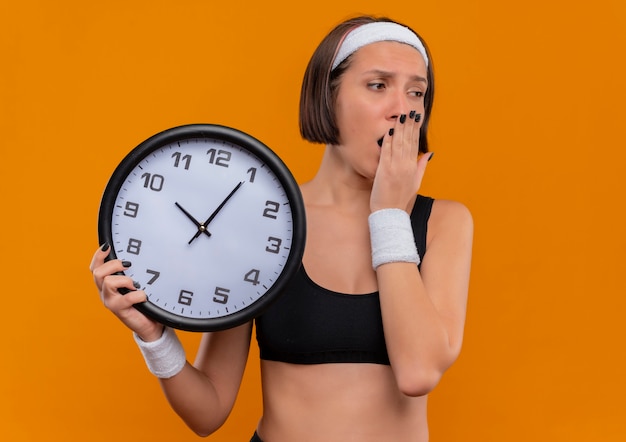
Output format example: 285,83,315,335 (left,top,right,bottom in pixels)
109,136,296,322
